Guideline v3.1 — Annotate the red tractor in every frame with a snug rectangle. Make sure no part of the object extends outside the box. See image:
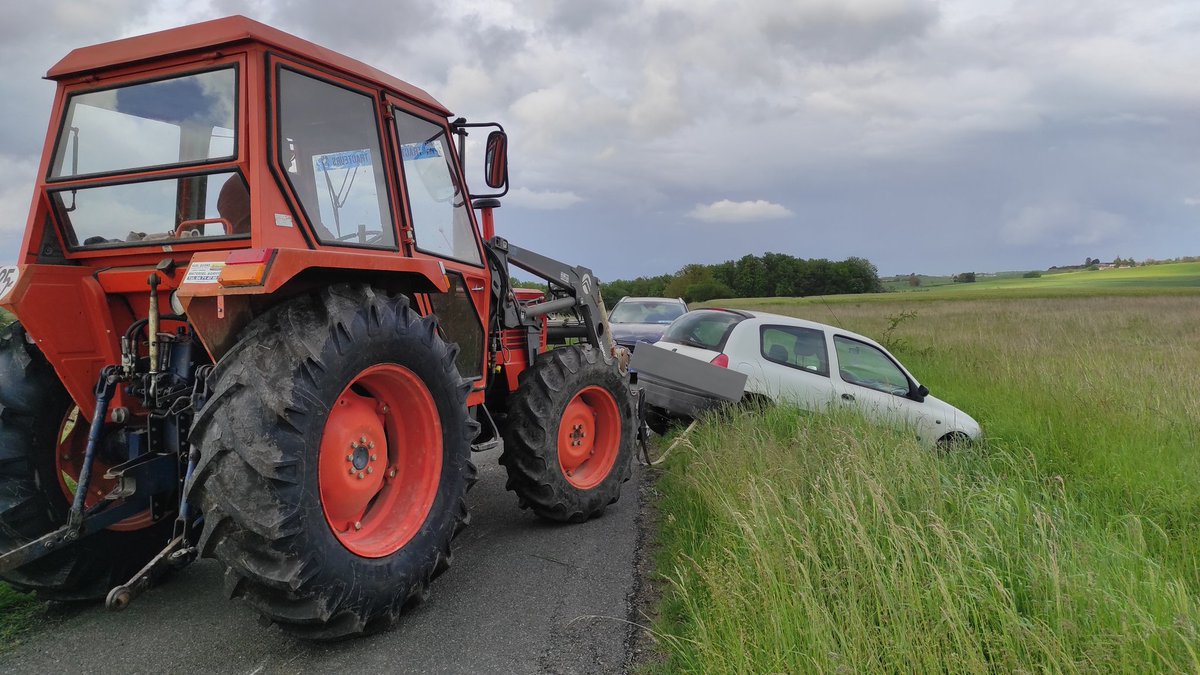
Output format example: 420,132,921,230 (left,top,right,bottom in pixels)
0,16,644,639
